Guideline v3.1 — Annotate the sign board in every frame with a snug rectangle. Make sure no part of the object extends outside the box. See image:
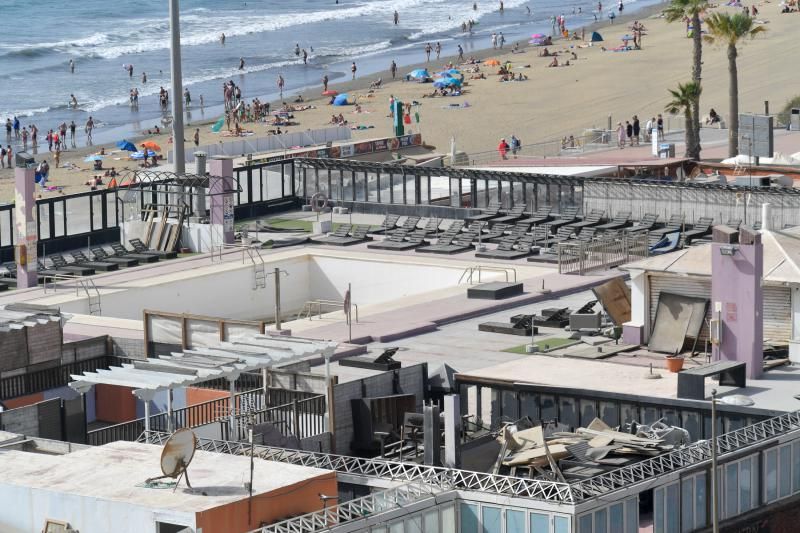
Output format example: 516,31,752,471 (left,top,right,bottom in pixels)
222,195,234,233
738,114,773,158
